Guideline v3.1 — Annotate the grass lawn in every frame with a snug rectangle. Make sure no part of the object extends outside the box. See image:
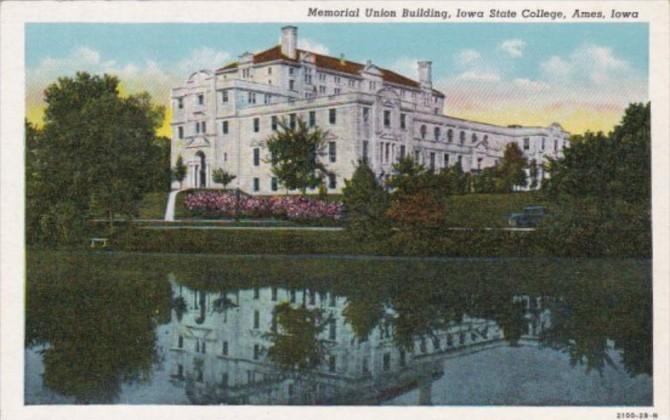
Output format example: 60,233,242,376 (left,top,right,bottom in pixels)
137,192,169,219
444,192,551,228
